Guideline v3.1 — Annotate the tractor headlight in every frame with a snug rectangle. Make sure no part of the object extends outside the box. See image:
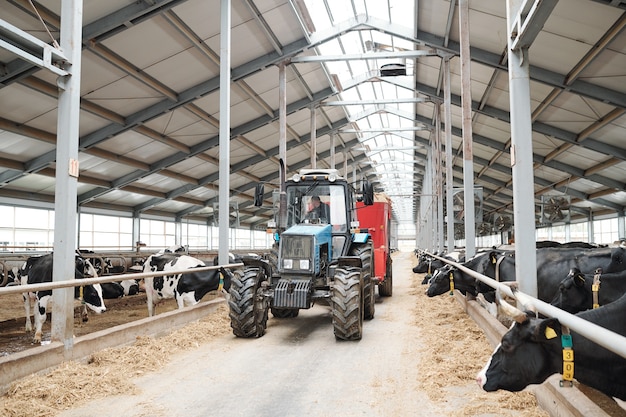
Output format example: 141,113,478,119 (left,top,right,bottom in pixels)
299,259,310,270
283,259,293,269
